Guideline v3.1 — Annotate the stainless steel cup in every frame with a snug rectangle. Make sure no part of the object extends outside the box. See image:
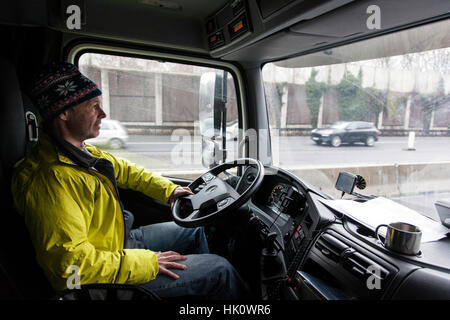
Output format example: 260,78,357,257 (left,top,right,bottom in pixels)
375,222,422,255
